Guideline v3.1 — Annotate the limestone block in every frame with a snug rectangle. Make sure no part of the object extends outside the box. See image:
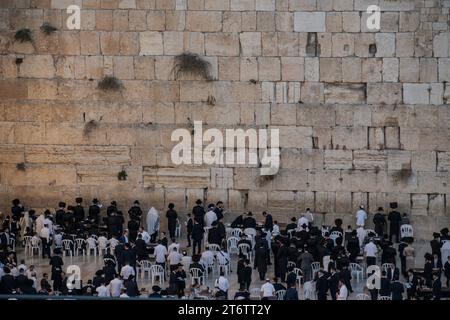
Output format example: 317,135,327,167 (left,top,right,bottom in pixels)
403,83,429,104
297,104,335,127
163,31,184,55
34,31,59,55
257,12,275,32
438,58,450,82
399,58,419,82
315,191,335,214
186,11,222,32
294,12,326,32
248,191,268,211
276,126,313,148
430,83,444,105
324,150,353,170
262,81,275,103
387,150,411,171
80,31,100,55
134,56,155,80
297,191,315,213
354,33,376,57
342,11,361,33
100,32,120,55
261,32,277,56
183,32,205,55
139,31,163,55
433,32,449,57
258,57,281,81
361,58,382,83
334,191,352,214
437,152,450,172
129,9,147,31
276,12,293,32
280,148,323,170
0,56,18,79
416,172,450,194
230,0,255,11
382,58,399,82
385,126,400,149
419,58,438,82
428,194,445,216
0,145,24,163
300,82,324,103
112,10,128,31
59,32,80,55
318,33,332,57
281,57,304,81
375,33,396,57
144,167,210,188
354,150,387,170
289,0,316,10
304,57,319,82
319,58,342,82
381,12,399,32
341,57,362,83
274,82,301,103
2,164,77,186
223,11,242,32
333,0,353,11
255,103,271,125
240,32,262,56
28,79,58,99
277,32,299,56
205,33,239,56
0,122,15,144
210,168,234,189
228,189,246,211
396,33,415,57
267,190,297,215
19,55,55,78
165,10,185,31
368,127,384,150
119,32,139,55
147,11,166,30
240,57,258,81
324,84,366,104
204,0,229,10
218,57,240,81
270,103,297,125
332,126,368,150
401,128,449,151
367,83,402,104
95,10,113,30
242,12,257,32
411,193,428,216
332,33,354,57
399,11,420,32
326,12,342,33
